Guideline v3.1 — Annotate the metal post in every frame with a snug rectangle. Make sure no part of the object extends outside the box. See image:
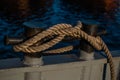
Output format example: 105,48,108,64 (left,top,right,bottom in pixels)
4,36,23,45
23,25,44,80
24,55,43,80
79,23,98,60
